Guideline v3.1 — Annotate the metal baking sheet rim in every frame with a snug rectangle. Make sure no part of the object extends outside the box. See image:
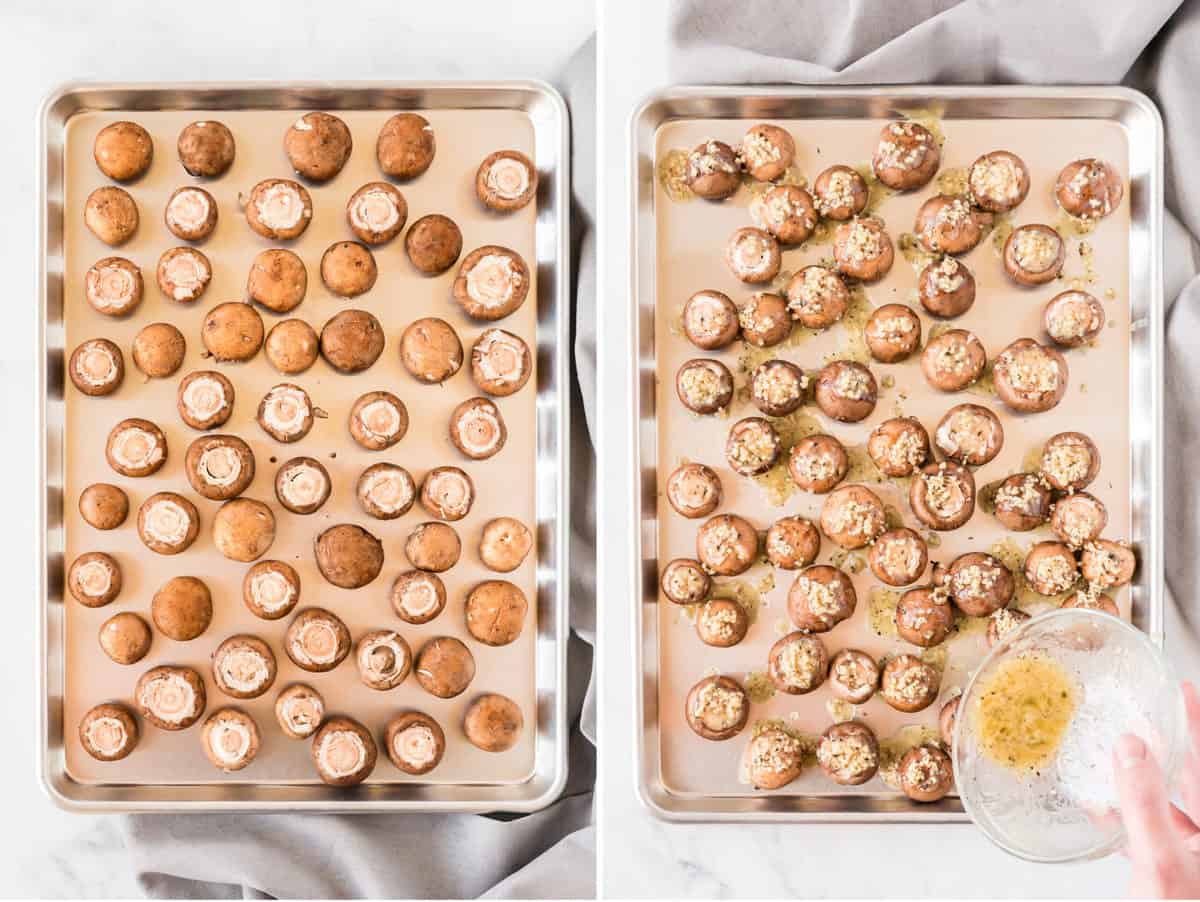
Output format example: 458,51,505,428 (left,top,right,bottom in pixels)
36,81,571,813
628,85,1165,823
